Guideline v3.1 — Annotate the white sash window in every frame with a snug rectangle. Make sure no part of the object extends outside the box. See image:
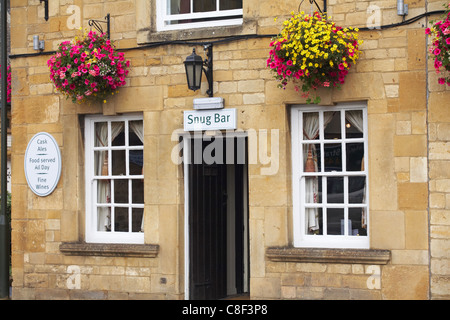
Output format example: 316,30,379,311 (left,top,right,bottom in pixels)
85,115,144,244
291,103,369,248
157,0,243,31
